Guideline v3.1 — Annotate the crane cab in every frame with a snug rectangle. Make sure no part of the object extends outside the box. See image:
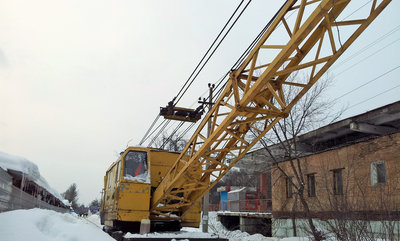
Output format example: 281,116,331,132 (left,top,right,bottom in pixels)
100,147,201,232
